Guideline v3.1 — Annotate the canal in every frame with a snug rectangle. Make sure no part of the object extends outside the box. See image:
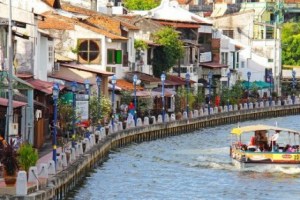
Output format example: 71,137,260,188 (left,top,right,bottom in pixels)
67,115,300,200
